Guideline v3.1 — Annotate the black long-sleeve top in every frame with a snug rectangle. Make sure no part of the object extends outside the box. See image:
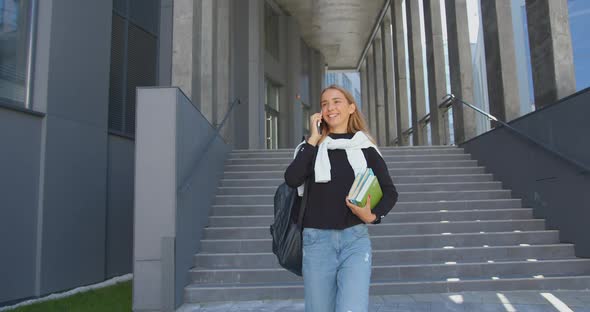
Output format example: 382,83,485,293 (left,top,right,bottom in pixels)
284,133,399,230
